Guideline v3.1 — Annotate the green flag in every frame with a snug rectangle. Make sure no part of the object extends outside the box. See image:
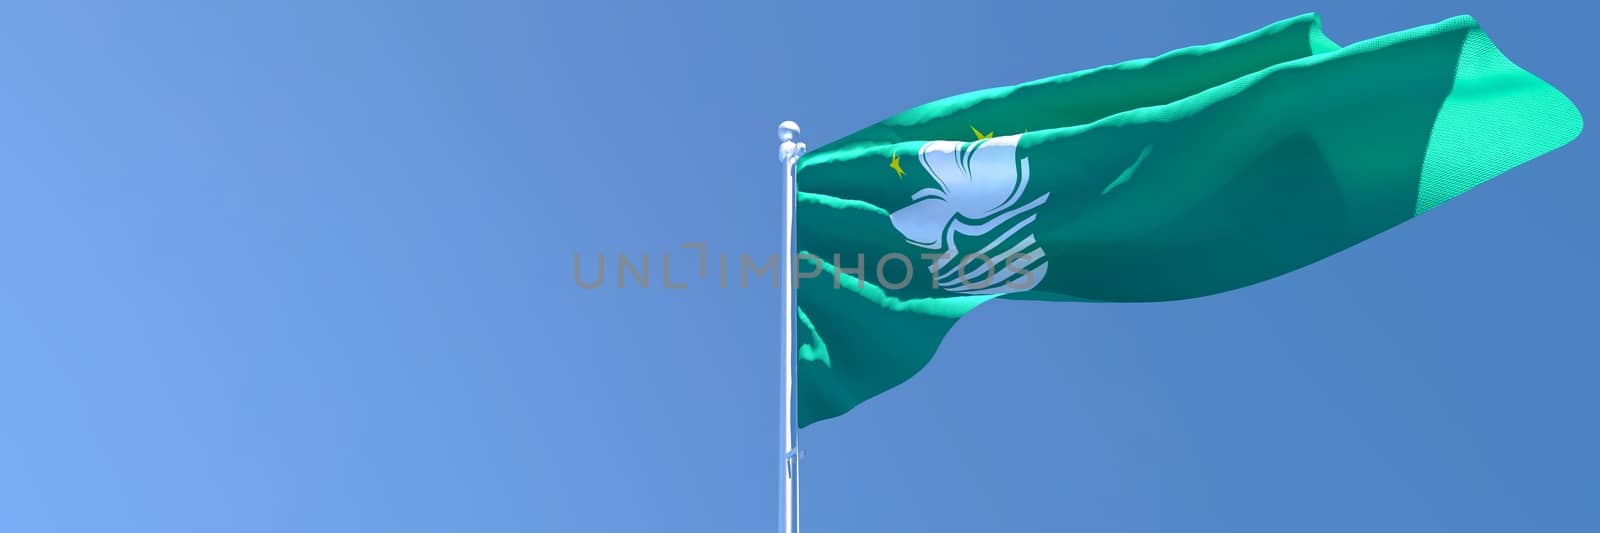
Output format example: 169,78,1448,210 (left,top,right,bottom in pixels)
794,13,1581,427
